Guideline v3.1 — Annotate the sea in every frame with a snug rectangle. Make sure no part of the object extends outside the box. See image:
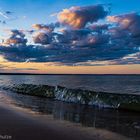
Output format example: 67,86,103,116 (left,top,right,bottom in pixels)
0,74,140,139
0,74,140,94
